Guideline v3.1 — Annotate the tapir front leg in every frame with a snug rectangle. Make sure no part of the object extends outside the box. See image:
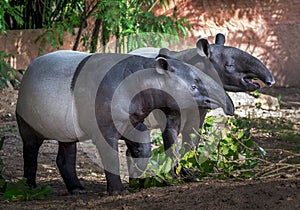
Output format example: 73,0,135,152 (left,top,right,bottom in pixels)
126,141,151,186
16,114,44,188
161,116,181,177
180,109,207,181
125,122,151,186
56,142,84,193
